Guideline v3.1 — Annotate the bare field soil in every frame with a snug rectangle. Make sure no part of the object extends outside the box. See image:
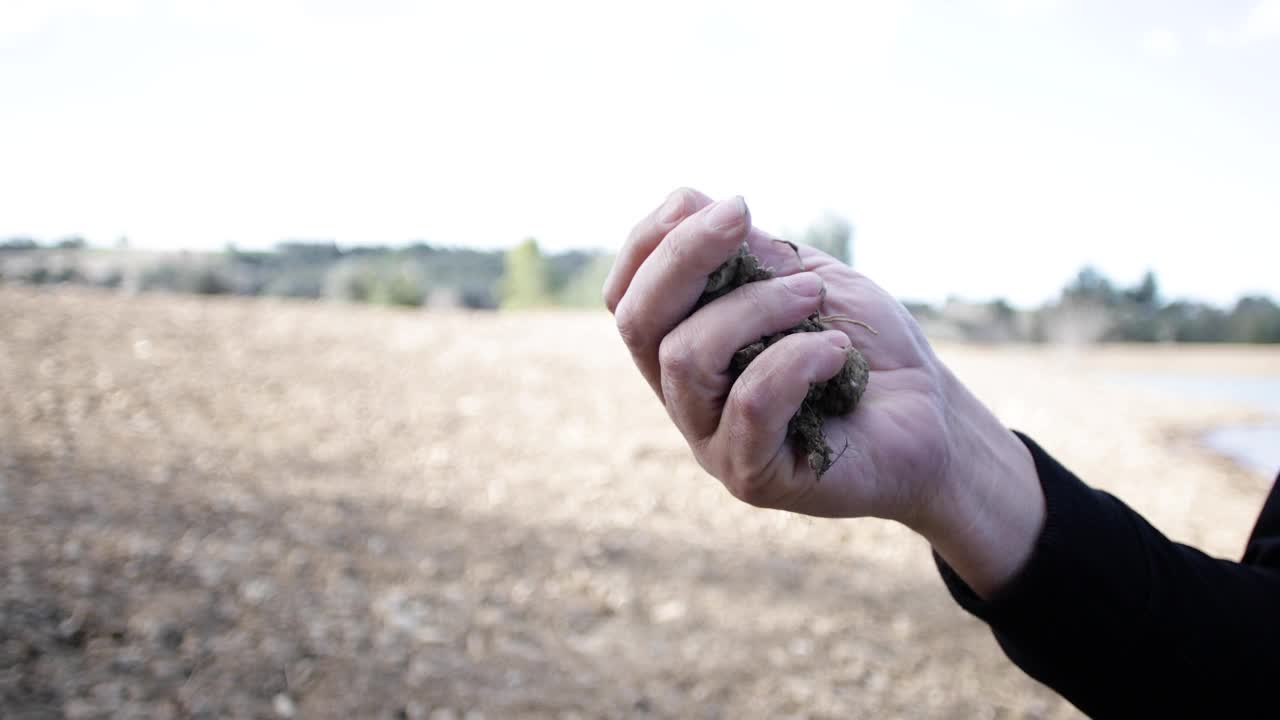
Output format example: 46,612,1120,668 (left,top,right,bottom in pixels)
2,287,1277,719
